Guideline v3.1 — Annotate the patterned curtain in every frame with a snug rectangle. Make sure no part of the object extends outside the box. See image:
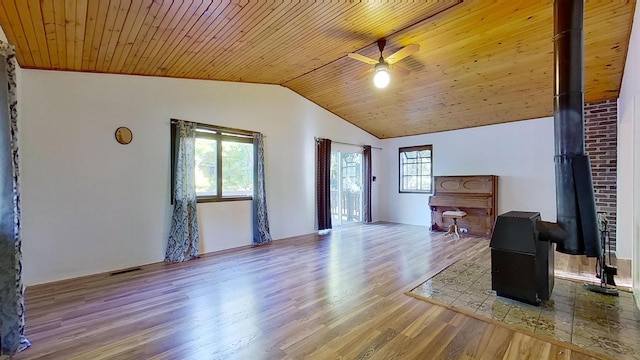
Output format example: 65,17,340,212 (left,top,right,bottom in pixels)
316,138,332,231
0,41,30,356
165,121,199,262
363,145,372,223
252,133,272,245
